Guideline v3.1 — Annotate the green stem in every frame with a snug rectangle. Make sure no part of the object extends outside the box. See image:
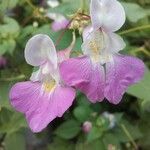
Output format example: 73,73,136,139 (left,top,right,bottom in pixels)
25,0,36,10
0,75,26,82
121,124,138,150
131,47,150,57
140,48,150,57
81,0,87,12
119,24,150,35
